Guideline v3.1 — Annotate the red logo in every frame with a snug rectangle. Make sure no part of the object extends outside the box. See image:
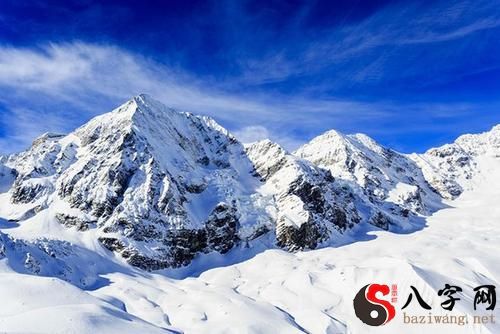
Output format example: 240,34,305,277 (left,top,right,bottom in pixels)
353,284,396,326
